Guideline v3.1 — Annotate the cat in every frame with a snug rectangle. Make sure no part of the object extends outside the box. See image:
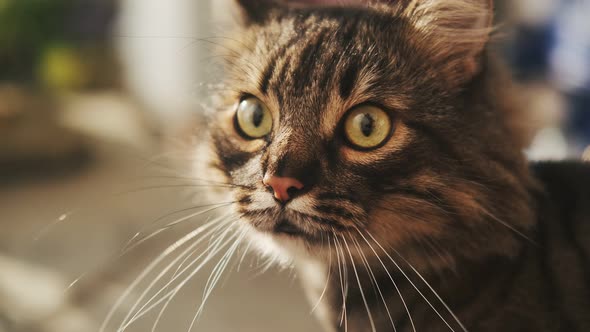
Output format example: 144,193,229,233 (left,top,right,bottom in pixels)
200,0,590,331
